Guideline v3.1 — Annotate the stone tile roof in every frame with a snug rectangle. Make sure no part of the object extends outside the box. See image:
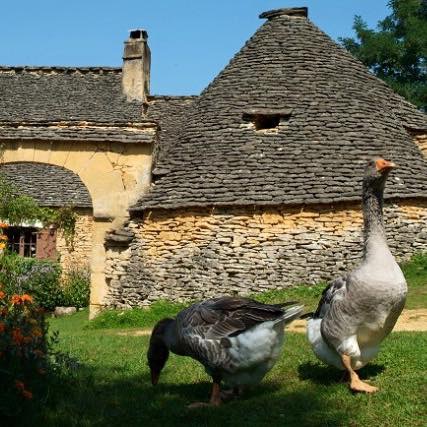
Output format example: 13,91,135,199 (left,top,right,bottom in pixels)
133,9,427,211
145,96,198,176
0,67,158,143
0,66,143,123
1,162,92,208
0,121,156,144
